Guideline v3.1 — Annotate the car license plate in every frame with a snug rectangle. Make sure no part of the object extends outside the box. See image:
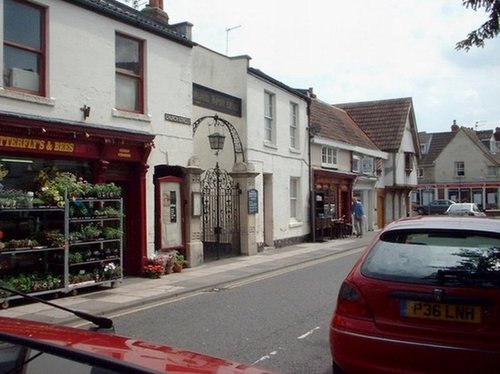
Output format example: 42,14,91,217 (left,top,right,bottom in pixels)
400,300,481,323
